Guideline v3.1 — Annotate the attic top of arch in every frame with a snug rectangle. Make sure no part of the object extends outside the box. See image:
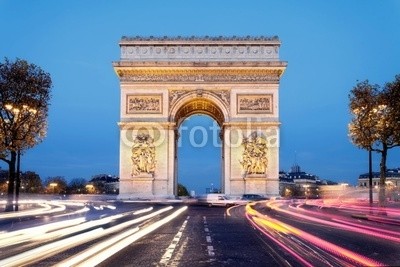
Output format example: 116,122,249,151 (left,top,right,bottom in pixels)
120,35,280,42
118,35,284,62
